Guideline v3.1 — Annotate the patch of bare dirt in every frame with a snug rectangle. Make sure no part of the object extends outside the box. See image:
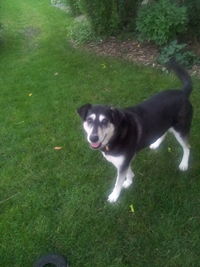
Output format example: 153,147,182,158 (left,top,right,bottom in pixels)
86,37,158,66
84,37,200,77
